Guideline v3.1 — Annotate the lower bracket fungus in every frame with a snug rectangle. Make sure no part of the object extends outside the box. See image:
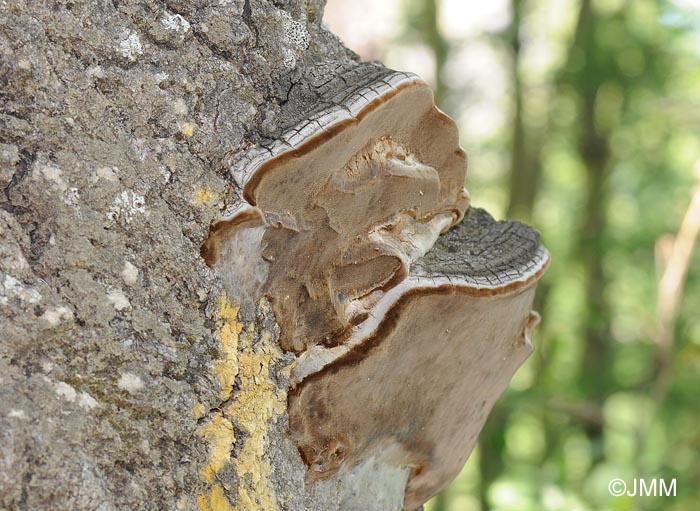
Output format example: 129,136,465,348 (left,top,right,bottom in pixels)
202,61,549,510
289,208,548,509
